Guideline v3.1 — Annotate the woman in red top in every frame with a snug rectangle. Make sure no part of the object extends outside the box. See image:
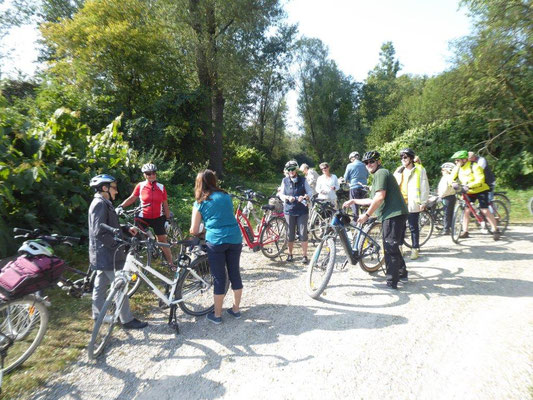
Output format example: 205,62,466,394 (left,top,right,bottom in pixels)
118,163,175,266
